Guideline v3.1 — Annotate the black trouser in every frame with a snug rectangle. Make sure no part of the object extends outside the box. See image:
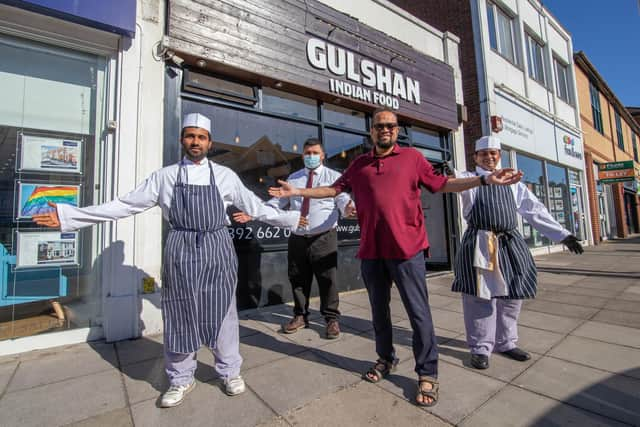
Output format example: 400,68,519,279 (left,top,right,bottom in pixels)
360,251,438,378
287,229,340,321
